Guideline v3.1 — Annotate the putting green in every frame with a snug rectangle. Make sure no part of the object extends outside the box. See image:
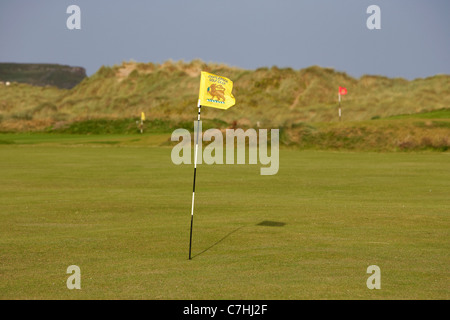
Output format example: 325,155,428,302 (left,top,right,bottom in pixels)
0,134,448,299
